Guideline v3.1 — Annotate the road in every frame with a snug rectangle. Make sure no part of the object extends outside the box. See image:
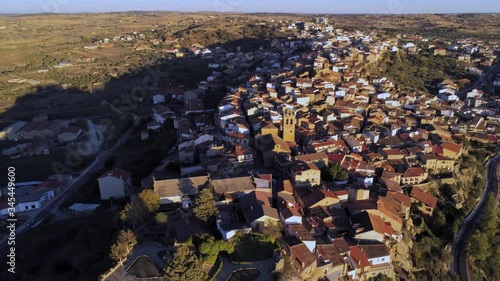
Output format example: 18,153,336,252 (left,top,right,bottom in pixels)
458,63,499,101
0,114,142,252
451,155,500,281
